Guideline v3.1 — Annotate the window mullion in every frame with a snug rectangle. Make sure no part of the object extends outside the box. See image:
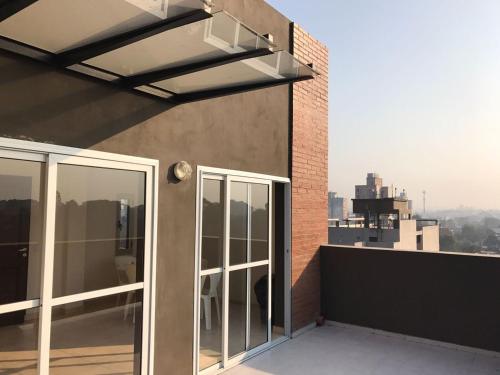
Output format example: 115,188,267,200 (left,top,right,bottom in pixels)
139,167,153,374
37,154,60,375
245,185,252,350
267,184,273,343
222,176,231,367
